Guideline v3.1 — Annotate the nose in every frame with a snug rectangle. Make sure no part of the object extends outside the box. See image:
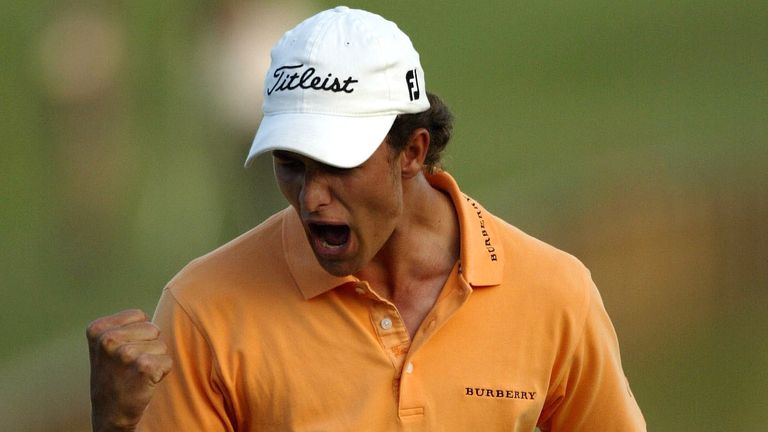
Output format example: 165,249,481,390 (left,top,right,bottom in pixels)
299,169,332,213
